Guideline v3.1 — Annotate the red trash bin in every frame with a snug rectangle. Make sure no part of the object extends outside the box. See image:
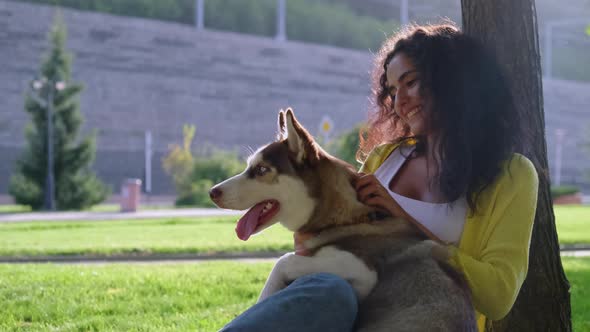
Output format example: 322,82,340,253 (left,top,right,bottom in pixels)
120,178,142,212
